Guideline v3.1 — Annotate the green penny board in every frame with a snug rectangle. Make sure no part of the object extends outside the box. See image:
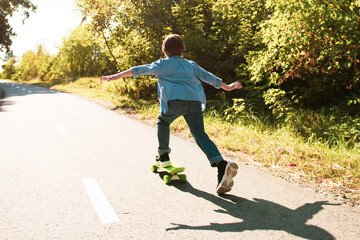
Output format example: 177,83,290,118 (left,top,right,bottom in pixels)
151,160,186,184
